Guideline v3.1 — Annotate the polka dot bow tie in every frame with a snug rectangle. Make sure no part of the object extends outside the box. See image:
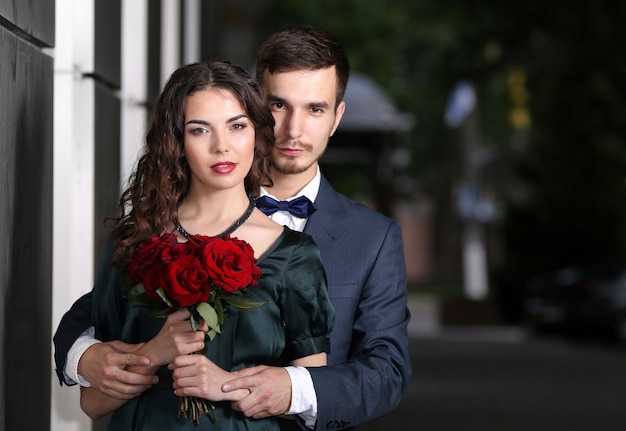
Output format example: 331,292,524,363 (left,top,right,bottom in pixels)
255,195,318,218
